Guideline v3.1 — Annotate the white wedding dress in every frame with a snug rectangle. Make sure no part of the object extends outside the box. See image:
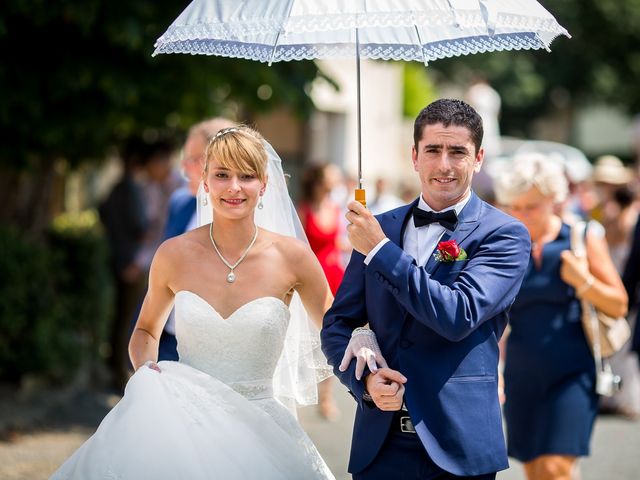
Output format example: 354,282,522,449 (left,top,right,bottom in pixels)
51,291,335,479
